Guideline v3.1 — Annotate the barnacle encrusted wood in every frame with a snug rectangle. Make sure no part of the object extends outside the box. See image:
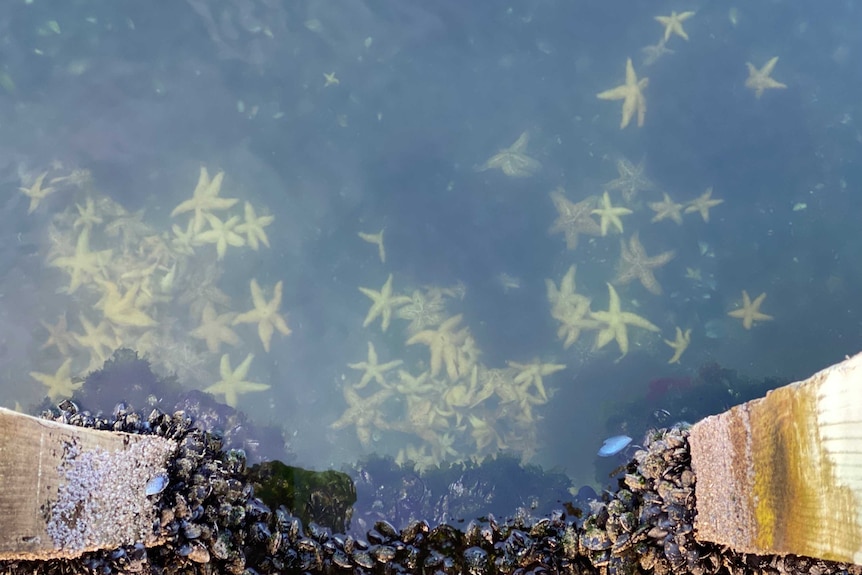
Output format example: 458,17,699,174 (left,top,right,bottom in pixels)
690,351,862,565
0,407,176,560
